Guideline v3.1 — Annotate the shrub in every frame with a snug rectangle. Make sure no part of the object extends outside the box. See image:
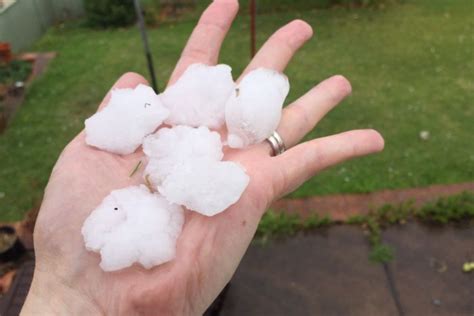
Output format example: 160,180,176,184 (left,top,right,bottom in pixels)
84,0,136,28
0,60,32,86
